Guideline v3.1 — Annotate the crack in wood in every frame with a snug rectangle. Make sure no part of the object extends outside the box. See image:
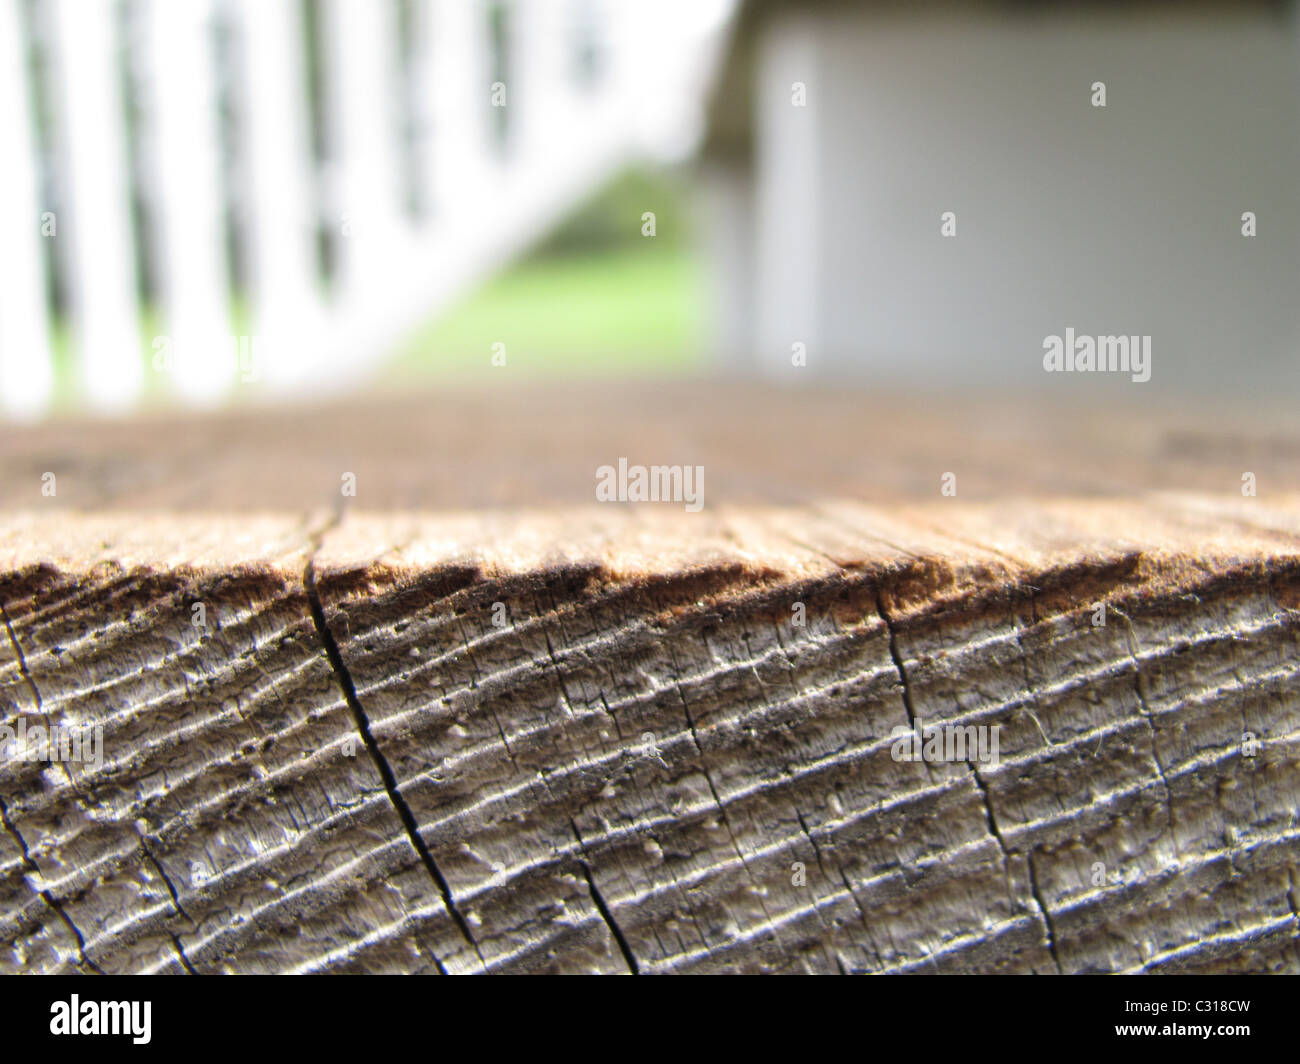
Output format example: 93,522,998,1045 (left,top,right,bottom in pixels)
303,559,482,972
0,795,104,974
